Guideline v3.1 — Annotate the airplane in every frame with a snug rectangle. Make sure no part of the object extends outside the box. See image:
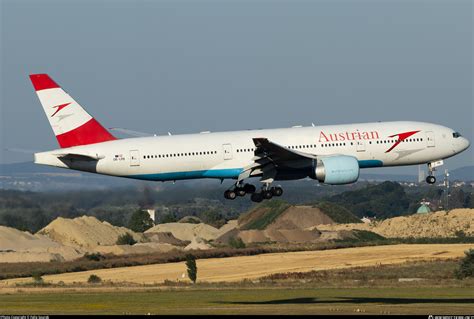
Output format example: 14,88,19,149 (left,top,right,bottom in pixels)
30,74,470,202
